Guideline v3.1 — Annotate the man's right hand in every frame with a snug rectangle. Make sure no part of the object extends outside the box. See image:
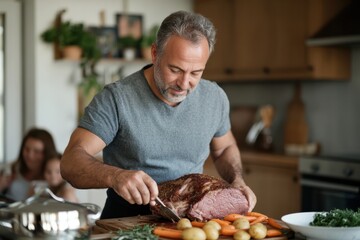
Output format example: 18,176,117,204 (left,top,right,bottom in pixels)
61,128,159,206
111,169,158,205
